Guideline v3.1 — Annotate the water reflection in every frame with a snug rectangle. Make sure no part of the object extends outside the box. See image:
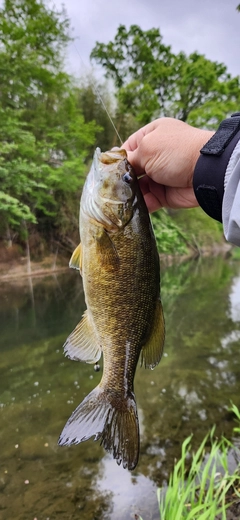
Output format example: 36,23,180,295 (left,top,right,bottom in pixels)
229,274,240,322
0,257,240,519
